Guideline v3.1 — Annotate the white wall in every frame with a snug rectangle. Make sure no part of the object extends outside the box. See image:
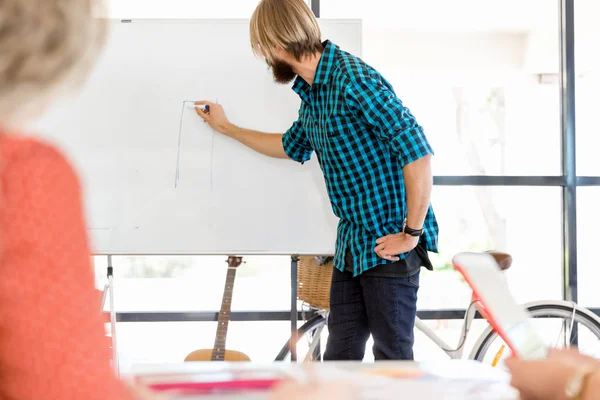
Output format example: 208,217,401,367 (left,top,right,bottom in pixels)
362,31,527,76
107,0,307,18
